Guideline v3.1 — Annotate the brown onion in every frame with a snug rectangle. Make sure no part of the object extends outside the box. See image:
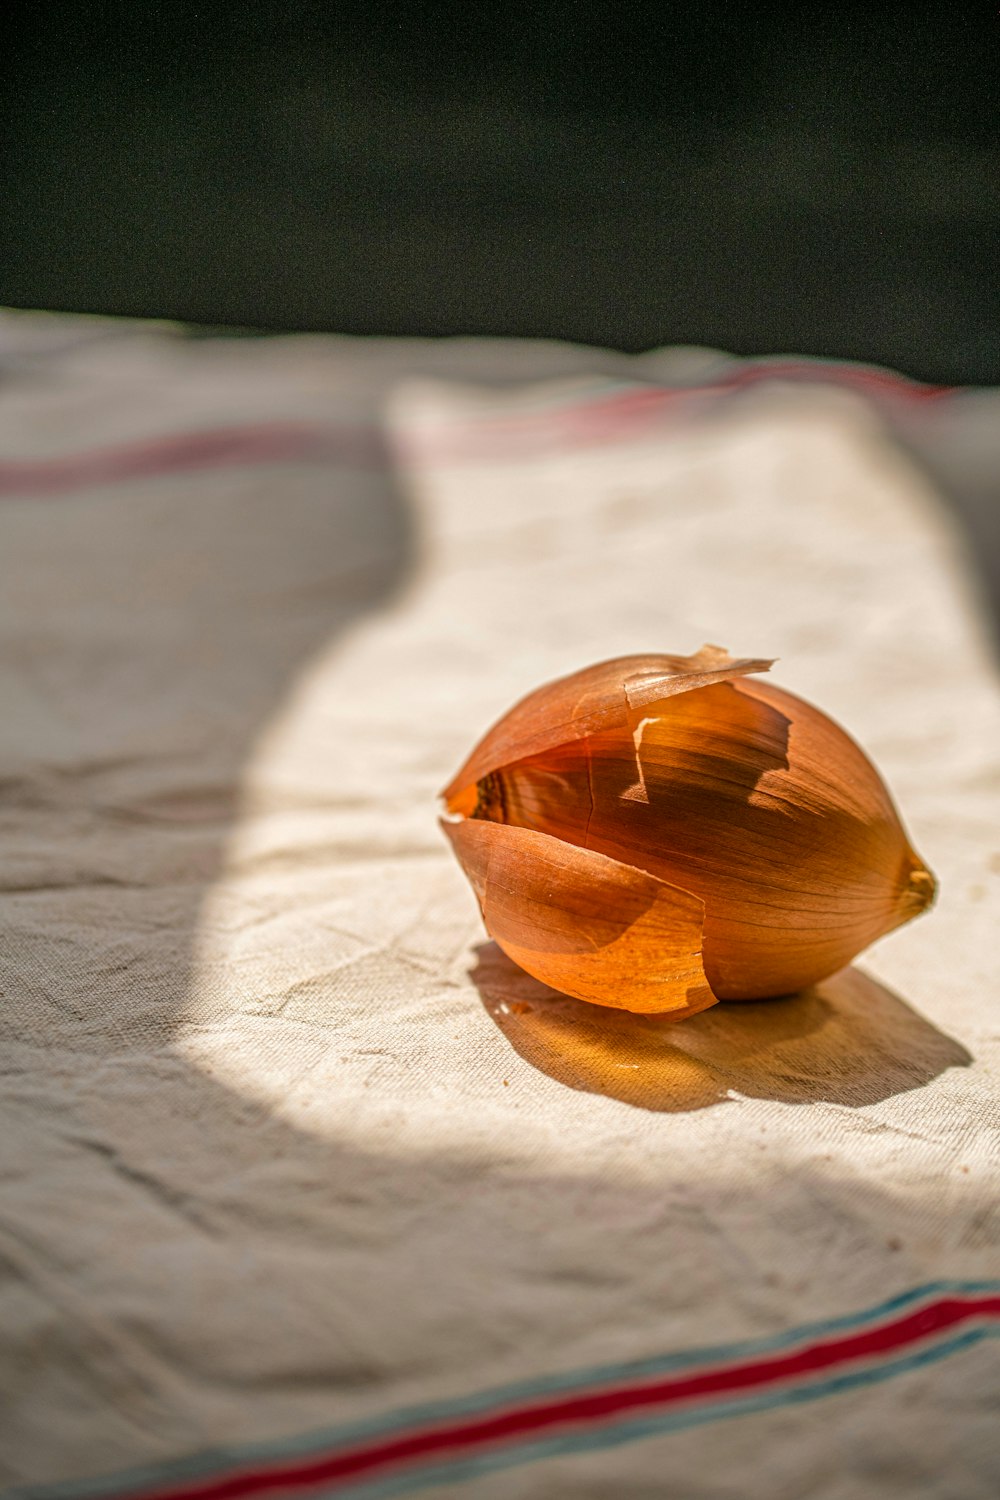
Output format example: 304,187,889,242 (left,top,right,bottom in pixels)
442,647,935,1016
